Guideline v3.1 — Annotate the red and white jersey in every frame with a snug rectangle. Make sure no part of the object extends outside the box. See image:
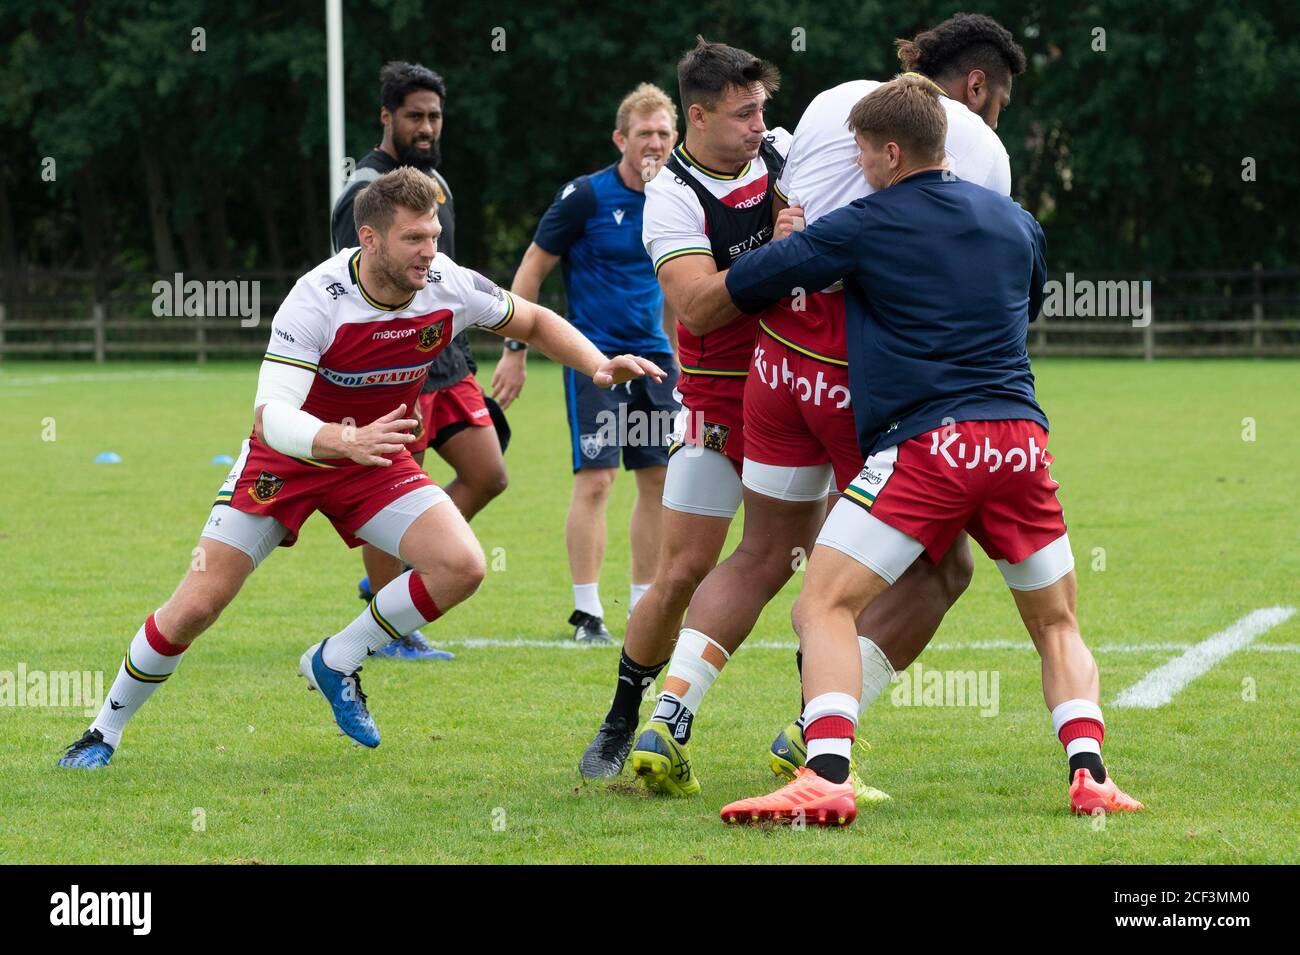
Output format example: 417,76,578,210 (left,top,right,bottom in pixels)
262,247,514,436
642,128,792,376
774,78,1010,225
